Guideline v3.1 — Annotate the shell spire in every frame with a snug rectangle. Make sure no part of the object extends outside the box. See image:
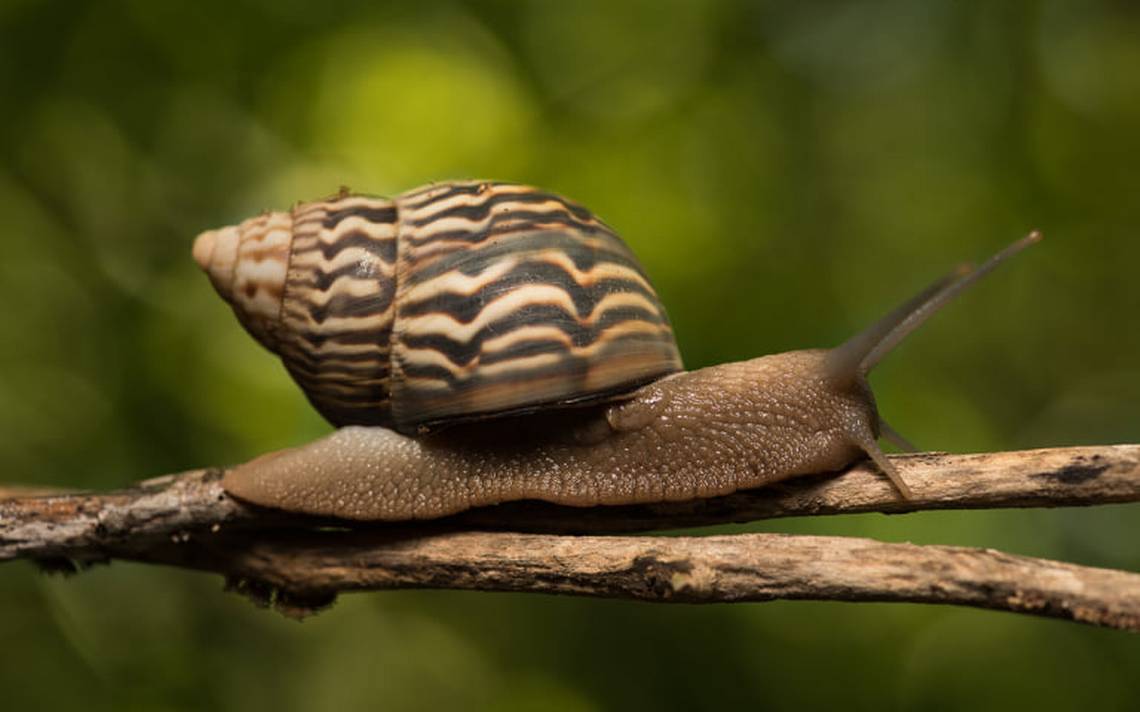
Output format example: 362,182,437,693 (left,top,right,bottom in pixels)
193,211,294,351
